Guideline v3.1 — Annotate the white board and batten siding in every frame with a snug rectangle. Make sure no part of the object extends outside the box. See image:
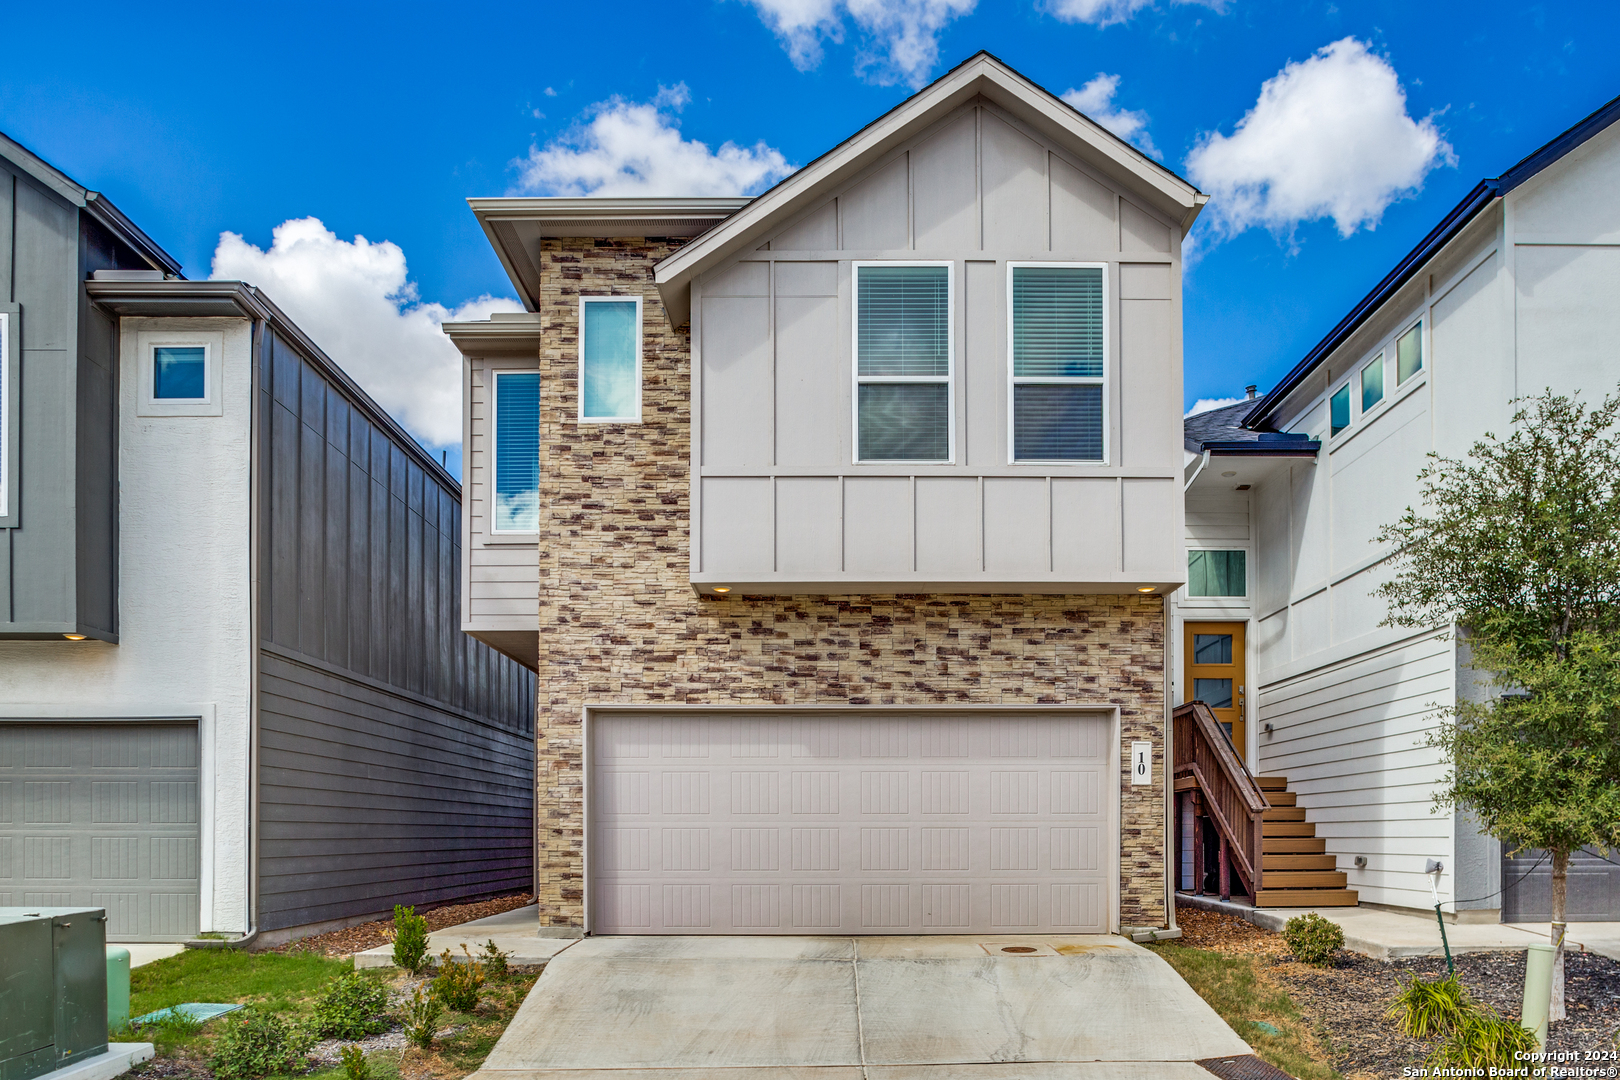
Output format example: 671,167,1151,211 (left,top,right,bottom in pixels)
588,710,1115,935
690,99,1186,595
1172,486,1257,757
